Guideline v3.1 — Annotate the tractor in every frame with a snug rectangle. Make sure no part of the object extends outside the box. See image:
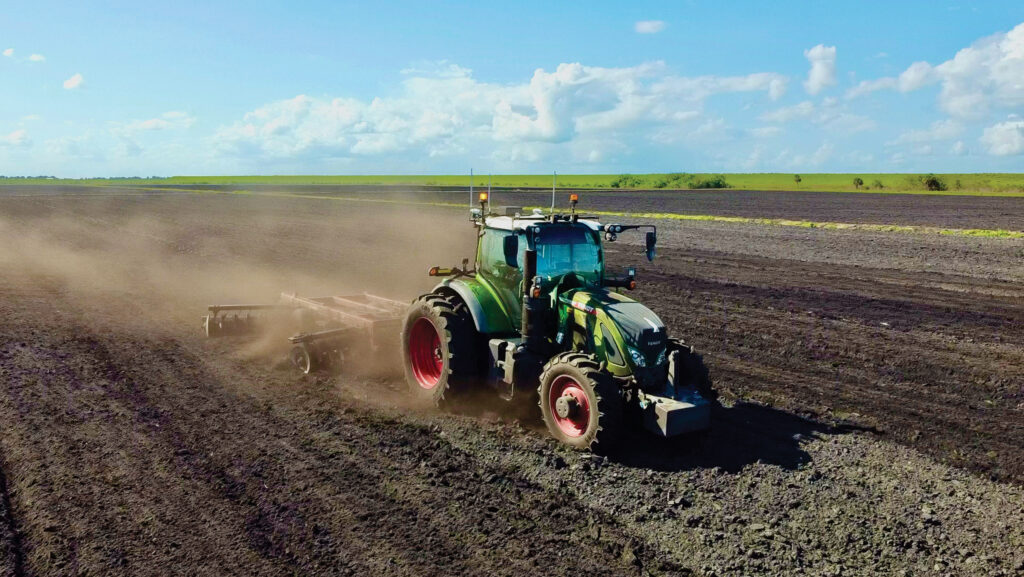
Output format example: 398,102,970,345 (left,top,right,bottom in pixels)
402,193,713,451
